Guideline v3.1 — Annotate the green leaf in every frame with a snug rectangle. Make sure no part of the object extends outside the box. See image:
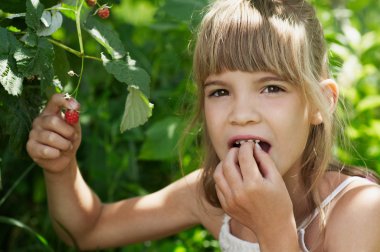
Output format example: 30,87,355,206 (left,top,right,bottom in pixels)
139,117,183,160
120,86,154,132
0,55,23,96
0,28,23,96
26,0,45,31
0,216,53,251
83,15,126,60
37,9,63,36
101,53,150,97
0,28,10,55
156,0,207,23
14,37,55,82
356,95,380,112
21,31,39,47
